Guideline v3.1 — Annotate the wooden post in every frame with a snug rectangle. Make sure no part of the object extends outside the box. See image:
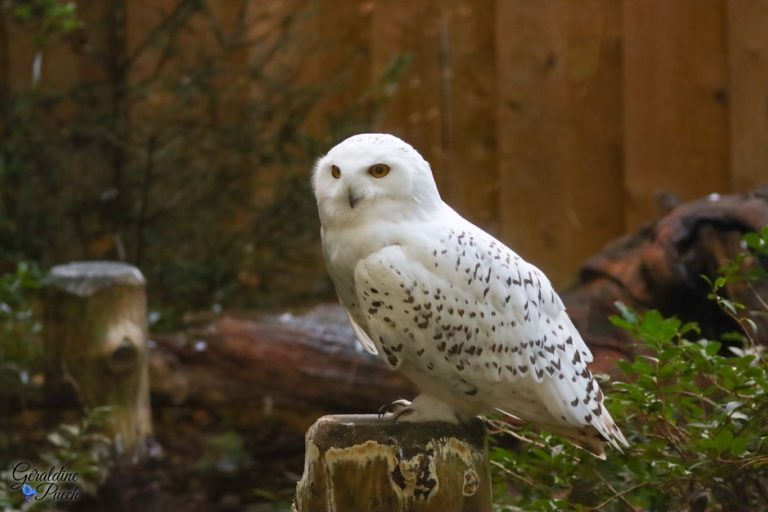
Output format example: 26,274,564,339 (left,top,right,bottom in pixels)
294,415,492,512
42,261,152,464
